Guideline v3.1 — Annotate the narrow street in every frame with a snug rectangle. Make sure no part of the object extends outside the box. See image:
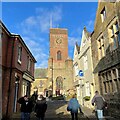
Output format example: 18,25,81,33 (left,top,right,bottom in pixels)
12,100,97,120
